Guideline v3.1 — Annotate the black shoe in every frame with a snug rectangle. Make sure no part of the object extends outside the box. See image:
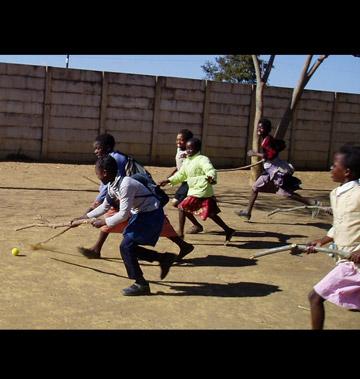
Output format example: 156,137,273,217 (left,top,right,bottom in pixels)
224,228,235,246
78,247,101,259
122,283,151,296
177,243,195,261
160,253,177,280
234,210,251,221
